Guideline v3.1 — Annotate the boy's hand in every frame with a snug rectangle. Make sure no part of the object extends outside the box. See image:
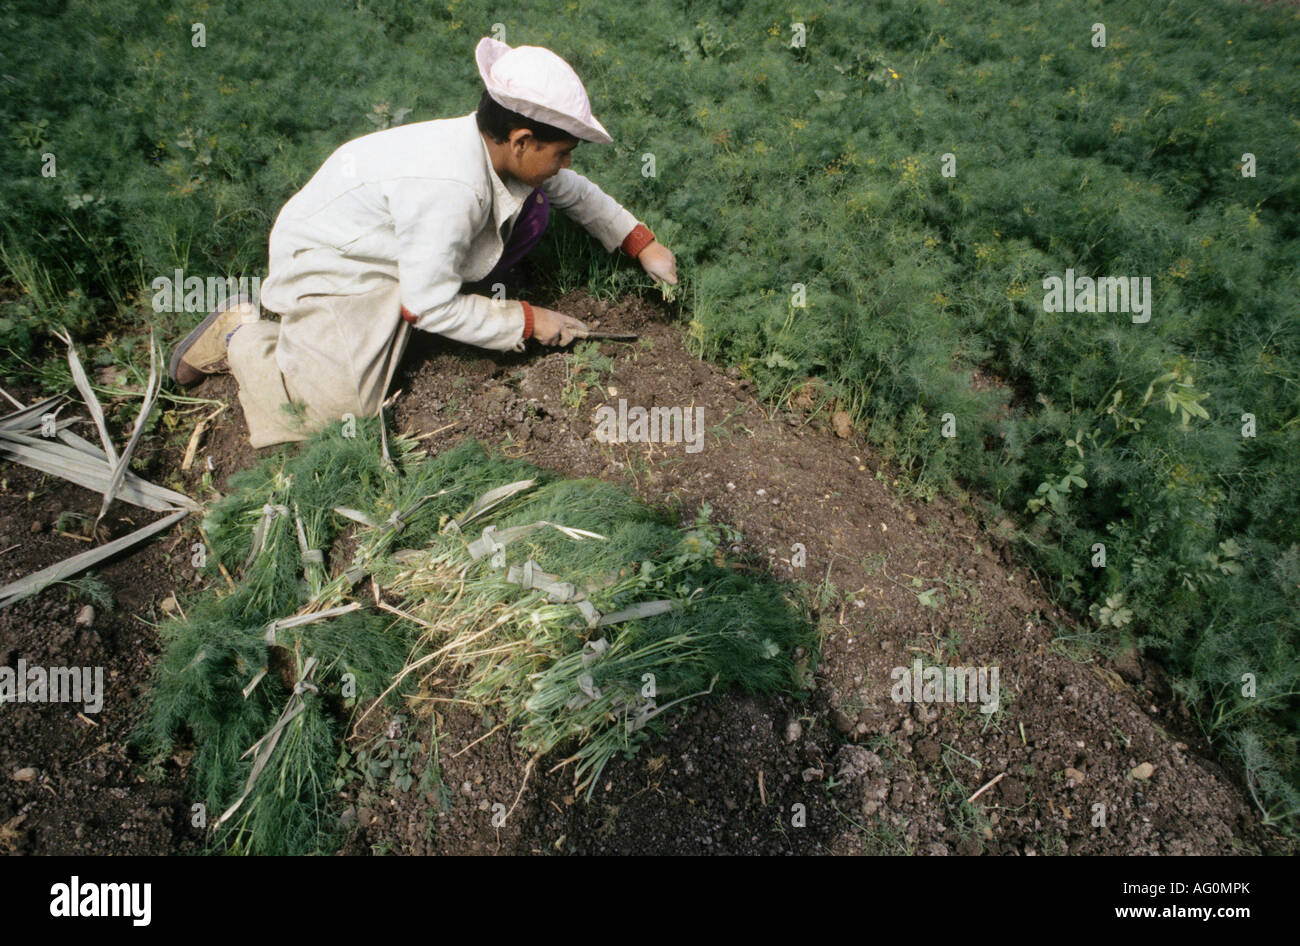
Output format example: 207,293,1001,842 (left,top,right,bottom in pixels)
531,307,588,346
638,241,678,285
